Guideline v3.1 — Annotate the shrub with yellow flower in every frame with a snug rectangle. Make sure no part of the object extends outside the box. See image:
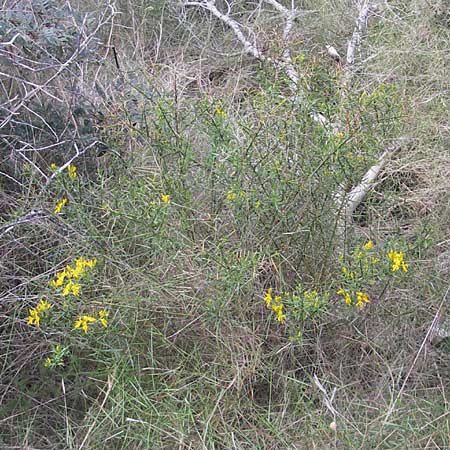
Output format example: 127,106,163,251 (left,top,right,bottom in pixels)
337,240,408,309
388,250,408,273
27,299,52,327
74,315,97,333
73,310,109,333
263,288,285,323
49,256,97,297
